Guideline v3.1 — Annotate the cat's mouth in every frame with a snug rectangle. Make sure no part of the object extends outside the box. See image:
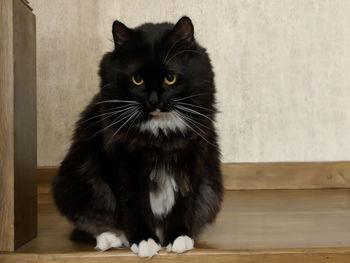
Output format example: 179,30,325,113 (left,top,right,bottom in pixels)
150,109,163,117
149,109,172,119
